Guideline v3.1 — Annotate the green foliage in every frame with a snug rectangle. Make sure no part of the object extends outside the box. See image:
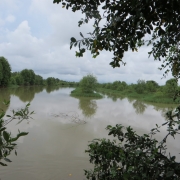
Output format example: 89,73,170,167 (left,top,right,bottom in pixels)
54,0,180,72
111,81,120,90
14,73,24,86
85,108,180,179
20,69,35,86
97,85,179,104
35,75,43,85
10,77,16,85
105,83,111,89
100,80,159,96
0,62,3,84
146,80,159,92
164,78,178,97
0,101,34,166
6,63,78,88
0,57,11,87
46,77,57,86
135,79,146,94
79,74,98,93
